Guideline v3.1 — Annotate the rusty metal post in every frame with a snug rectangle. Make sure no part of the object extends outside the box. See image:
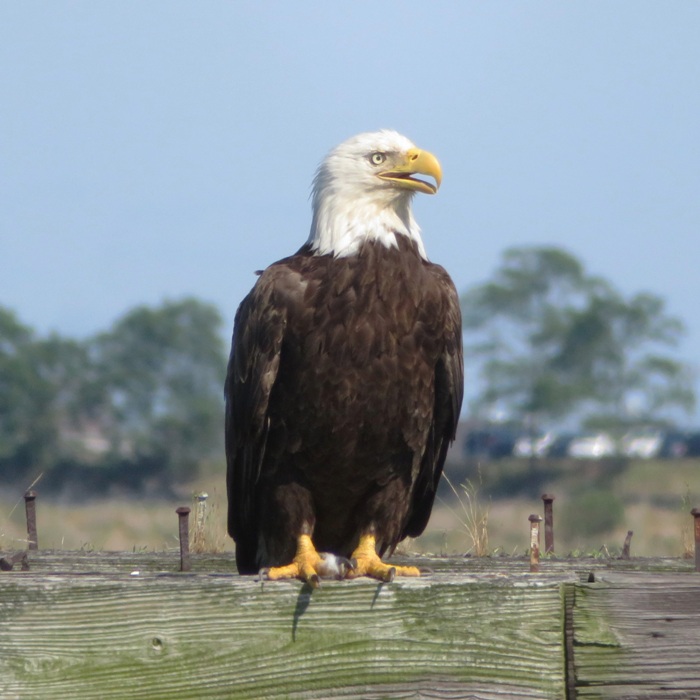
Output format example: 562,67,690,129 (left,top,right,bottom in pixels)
620,530,633,560
176,506,191,572
541,494,554,554
24,490,38,550
691,509,700,572
529,514,542,573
